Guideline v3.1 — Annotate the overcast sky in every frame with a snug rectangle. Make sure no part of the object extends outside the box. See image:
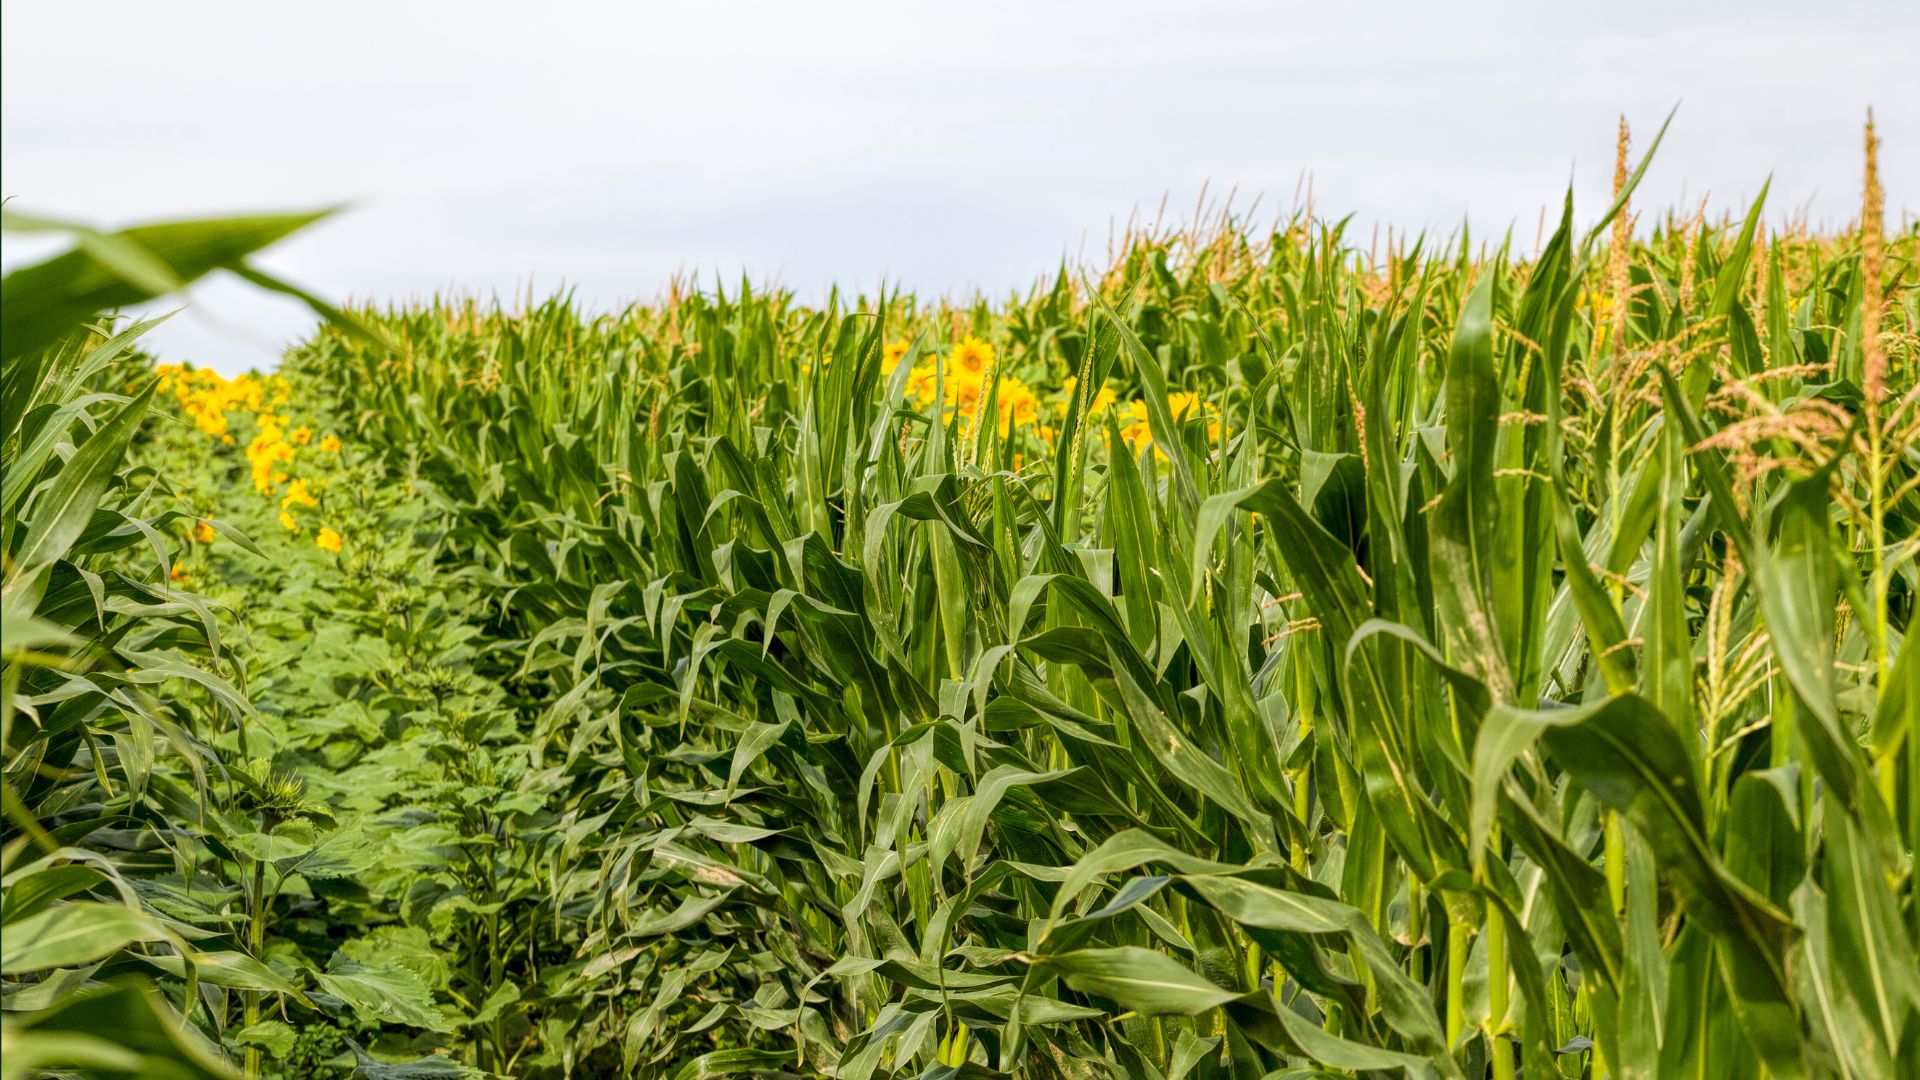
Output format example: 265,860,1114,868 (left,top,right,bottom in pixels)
4,0,1916,373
